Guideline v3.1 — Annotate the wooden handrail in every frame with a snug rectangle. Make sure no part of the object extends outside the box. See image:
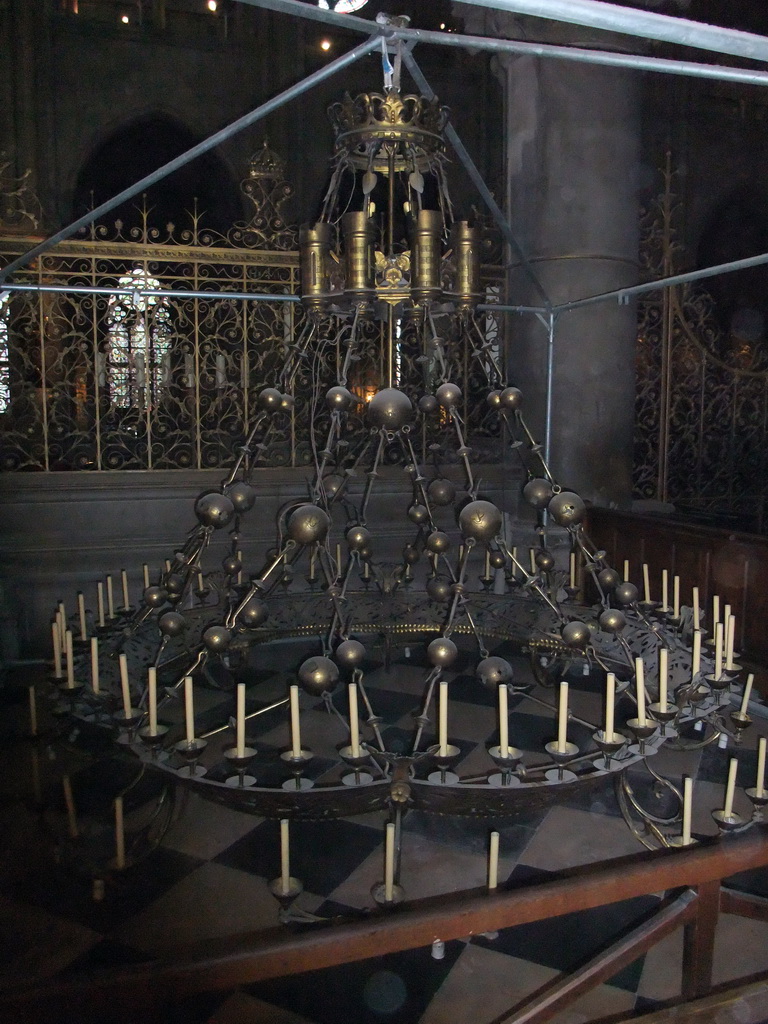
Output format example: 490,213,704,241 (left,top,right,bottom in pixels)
2,828,767,1024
